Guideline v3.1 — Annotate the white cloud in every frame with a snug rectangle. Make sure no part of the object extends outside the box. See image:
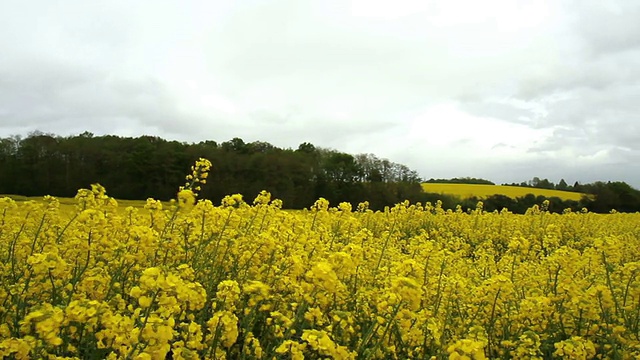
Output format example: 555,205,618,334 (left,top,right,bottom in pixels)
1,0,639,187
